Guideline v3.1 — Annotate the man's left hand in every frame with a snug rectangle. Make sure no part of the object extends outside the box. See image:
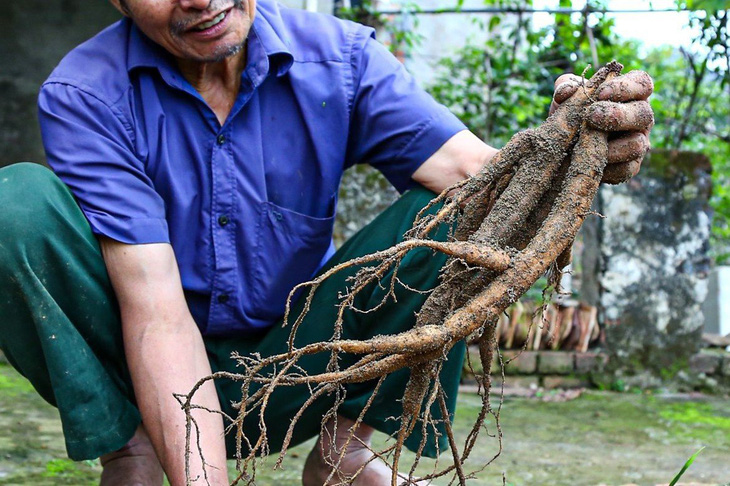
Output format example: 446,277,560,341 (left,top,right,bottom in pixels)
551,70,655,184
